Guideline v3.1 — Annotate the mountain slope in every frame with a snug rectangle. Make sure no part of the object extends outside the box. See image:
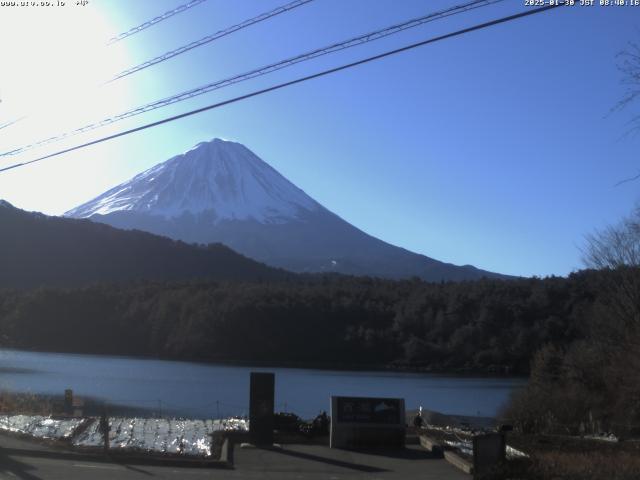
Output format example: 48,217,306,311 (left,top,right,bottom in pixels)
0,200,287,289
67,139,320,223
66,138,506,282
